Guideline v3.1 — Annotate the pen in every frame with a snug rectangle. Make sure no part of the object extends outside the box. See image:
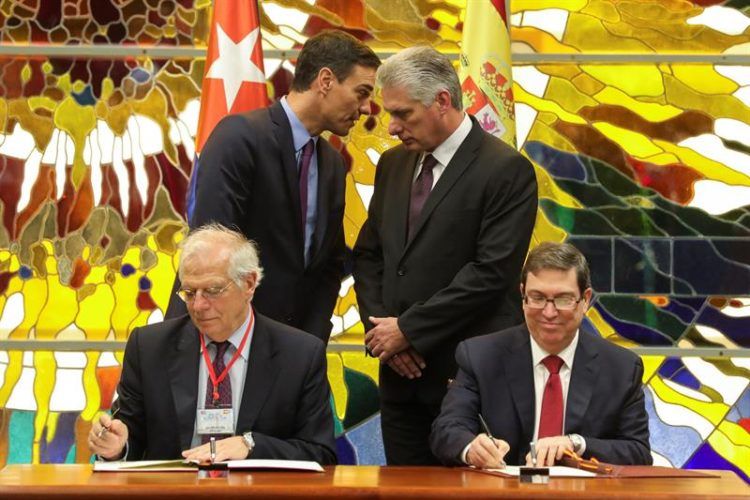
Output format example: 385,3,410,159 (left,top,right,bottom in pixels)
96,407,120,438
478,413,499,449
530,441,537,467
210,436,216,464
